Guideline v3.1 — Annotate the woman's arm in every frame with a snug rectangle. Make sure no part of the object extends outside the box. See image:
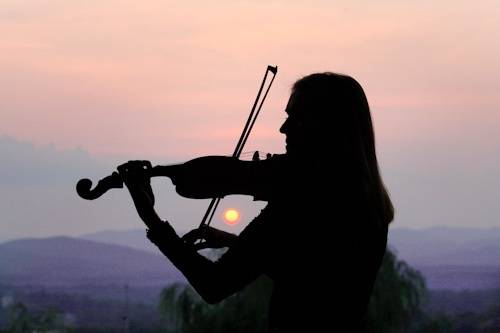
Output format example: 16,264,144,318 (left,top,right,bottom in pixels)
118,160,265,303
147,220,263,304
